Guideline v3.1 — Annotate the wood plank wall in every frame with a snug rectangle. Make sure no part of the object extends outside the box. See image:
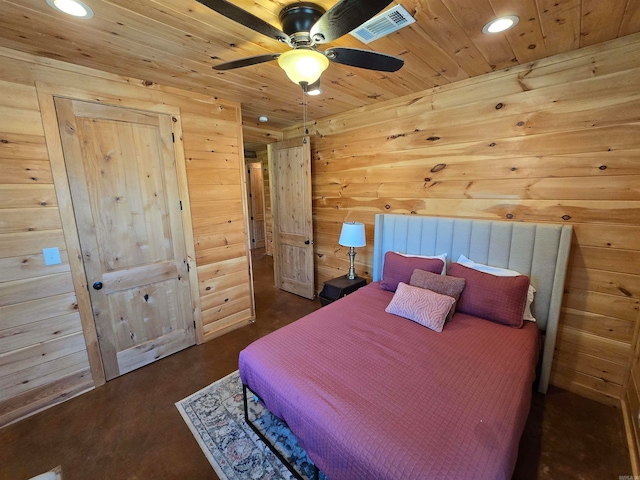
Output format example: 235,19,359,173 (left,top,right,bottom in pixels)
0,47,252,426
286,33,640,408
